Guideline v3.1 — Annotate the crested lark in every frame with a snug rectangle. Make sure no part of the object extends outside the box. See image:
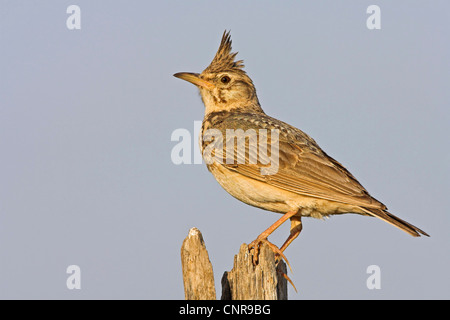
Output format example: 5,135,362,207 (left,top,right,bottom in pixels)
174,31,428,262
